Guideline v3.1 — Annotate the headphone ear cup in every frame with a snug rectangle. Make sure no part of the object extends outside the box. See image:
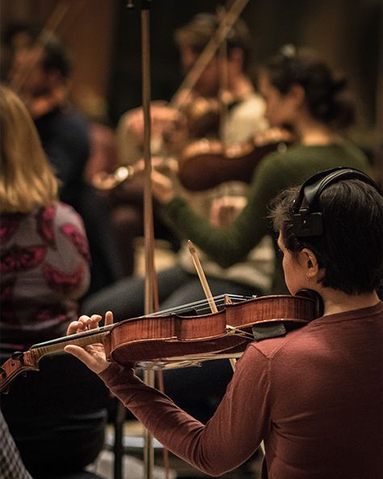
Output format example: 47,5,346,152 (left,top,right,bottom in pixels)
292,167,380,238
293,211,323,237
